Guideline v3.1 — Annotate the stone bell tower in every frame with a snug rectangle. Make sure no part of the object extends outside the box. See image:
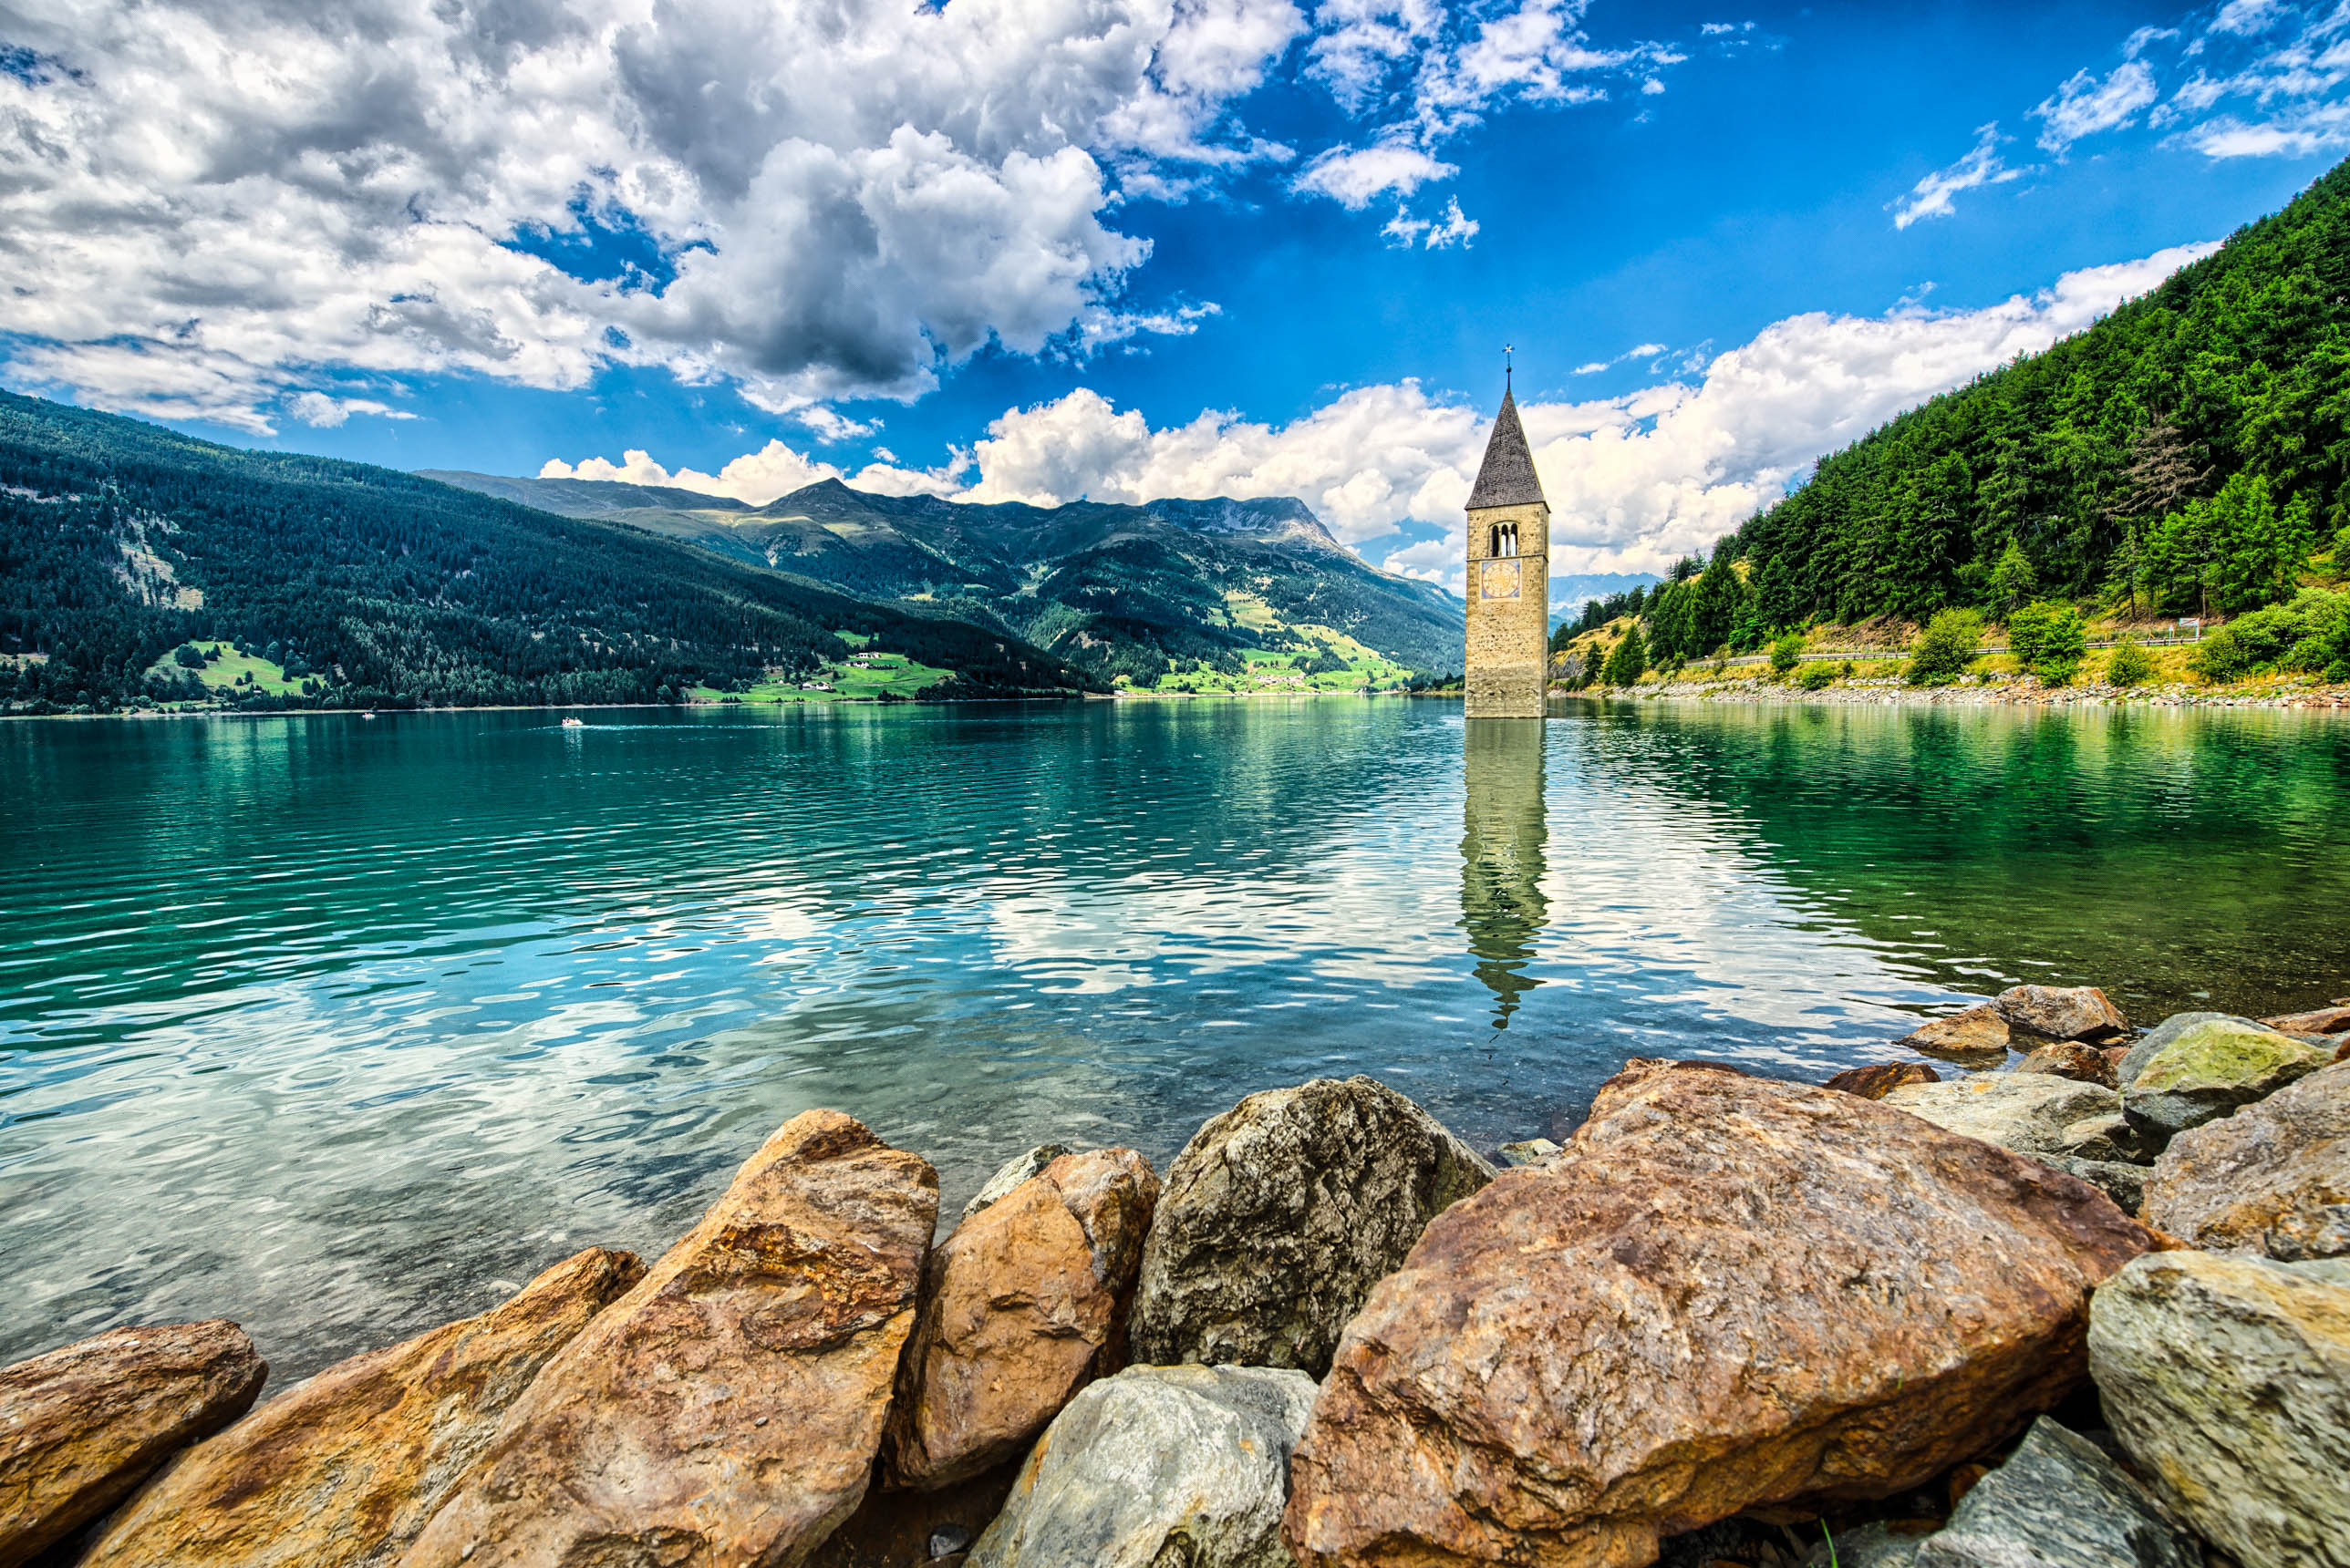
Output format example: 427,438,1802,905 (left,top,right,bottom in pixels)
1464,369,1550,719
